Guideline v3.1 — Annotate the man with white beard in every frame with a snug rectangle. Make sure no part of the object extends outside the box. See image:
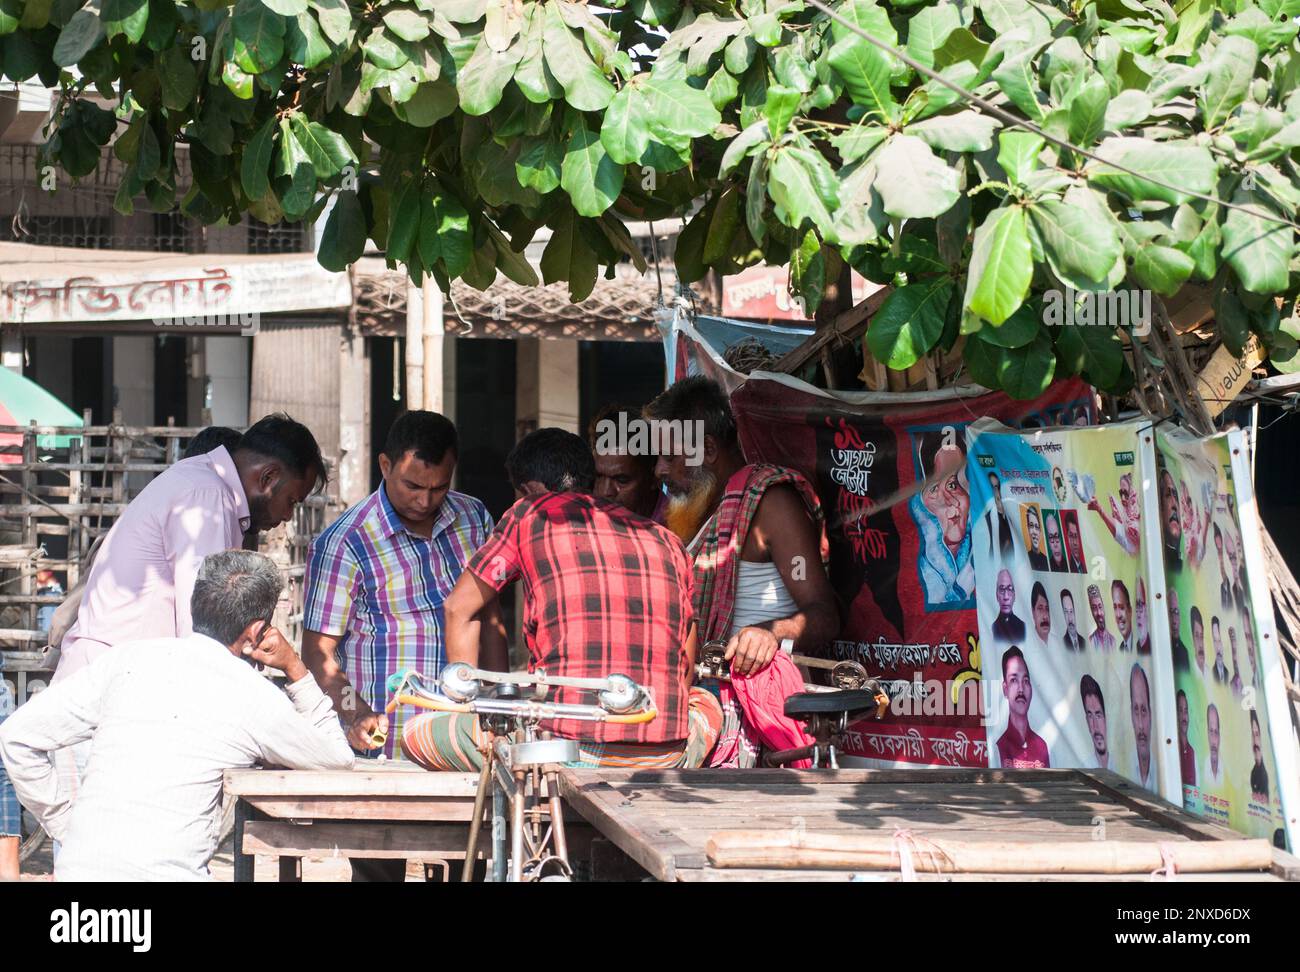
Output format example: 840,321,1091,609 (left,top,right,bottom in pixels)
644,378,839,768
